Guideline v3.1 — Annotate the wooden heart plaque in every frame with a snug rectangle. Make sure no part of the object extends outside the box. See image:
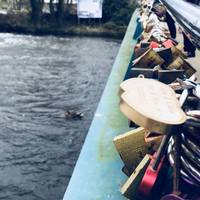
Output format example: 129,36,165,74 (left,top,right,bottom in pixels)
120,78,186,133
